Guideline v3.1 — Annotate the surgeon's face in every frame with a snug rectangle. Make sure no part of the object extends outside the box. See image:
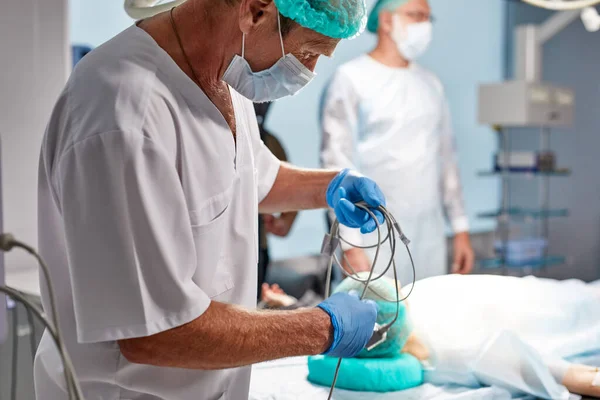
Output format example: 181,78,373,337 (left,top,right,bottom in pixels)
280,26,340,72
395,0,431,26
238,0,340,73
379,0,432,33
